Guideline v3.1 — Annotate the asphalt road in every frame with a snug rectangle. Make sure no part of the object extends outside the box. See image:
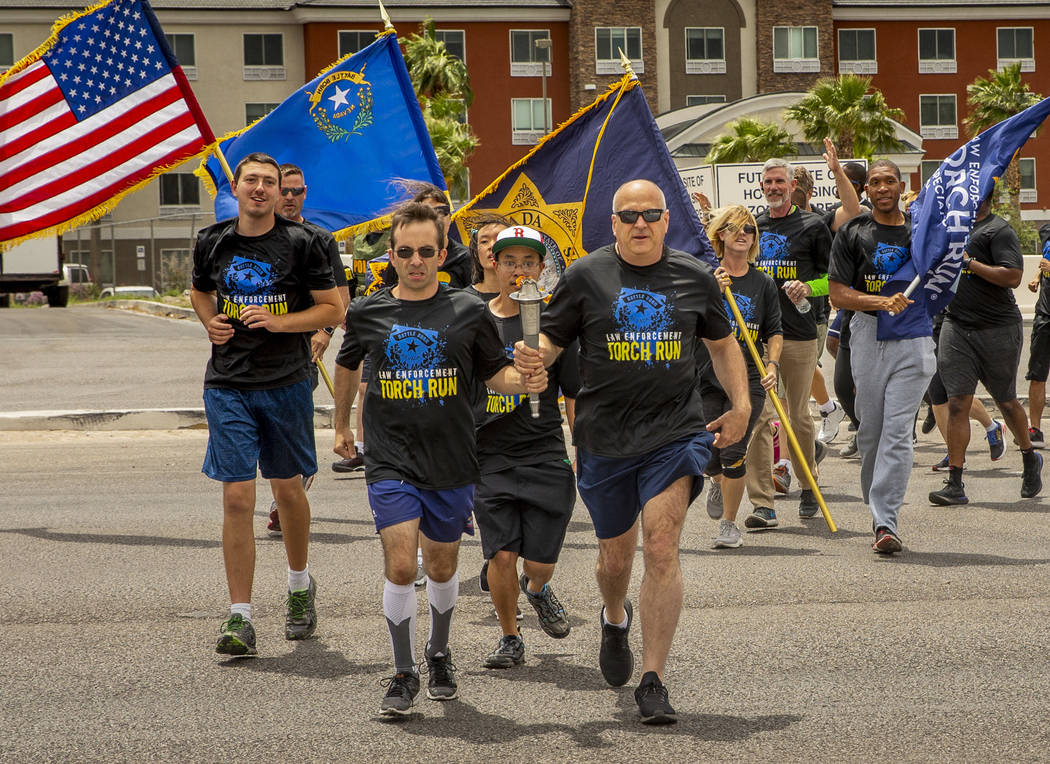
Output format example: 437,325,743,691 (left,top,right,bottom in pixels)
2,425,1049,761
3,304,1050,761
